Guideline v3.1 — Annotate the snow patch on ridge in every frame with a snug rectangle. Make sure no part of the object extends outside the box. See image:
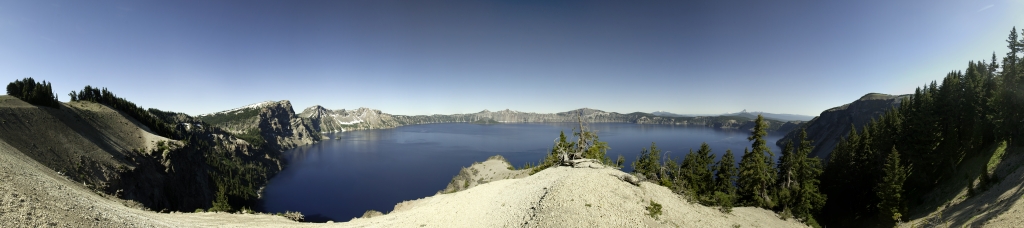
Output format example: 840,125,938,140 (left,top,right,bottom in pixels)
198,101,275,117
